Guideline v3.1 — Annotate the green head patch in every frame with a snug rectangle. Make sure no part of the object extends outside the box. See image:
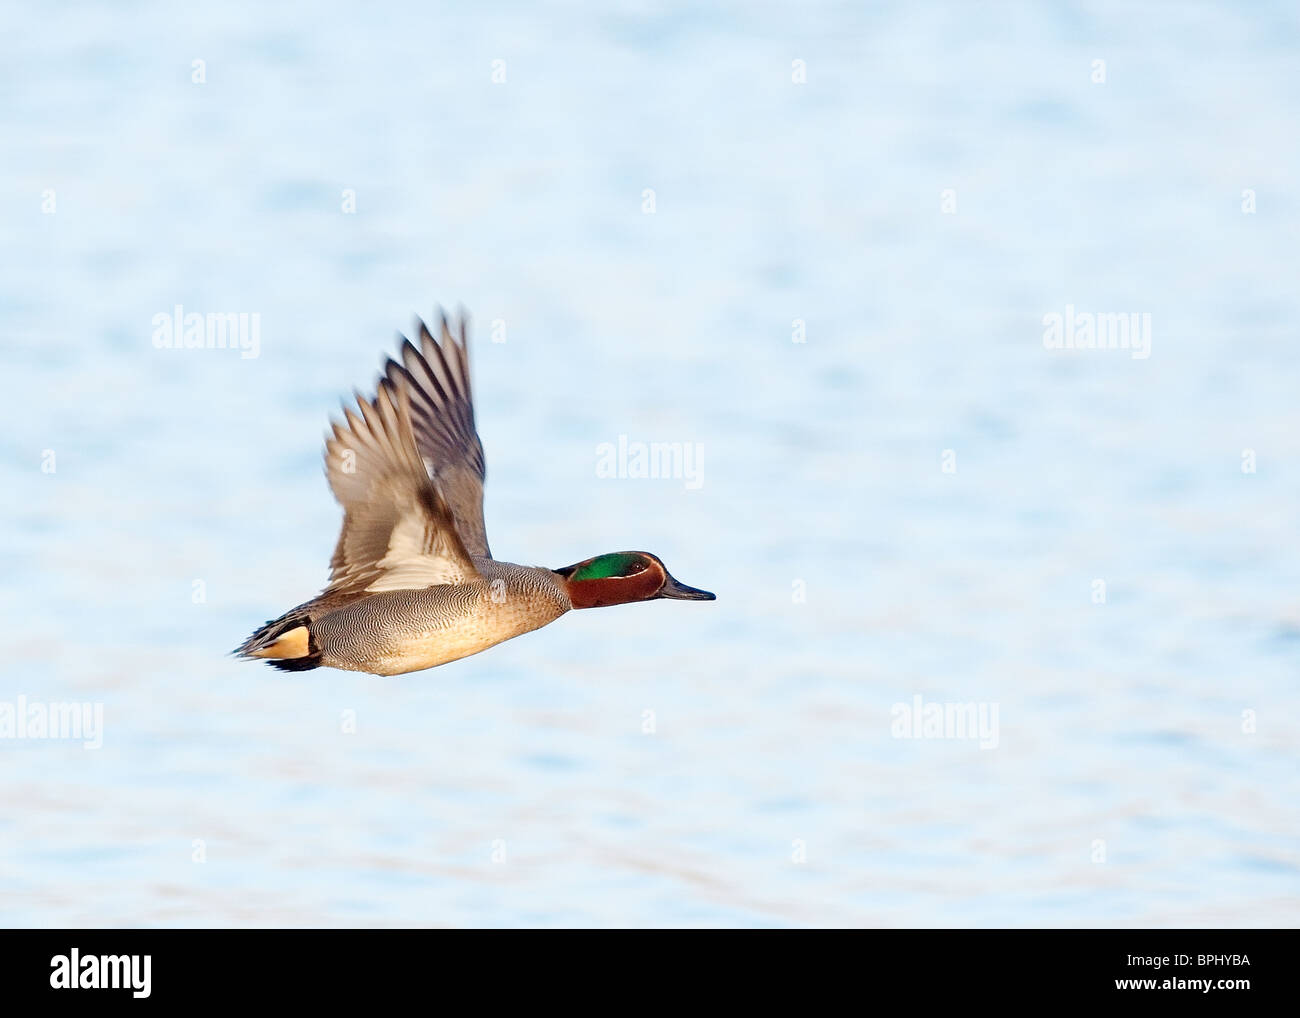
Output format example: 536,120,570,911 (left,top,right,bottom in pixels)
566,552,650,582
